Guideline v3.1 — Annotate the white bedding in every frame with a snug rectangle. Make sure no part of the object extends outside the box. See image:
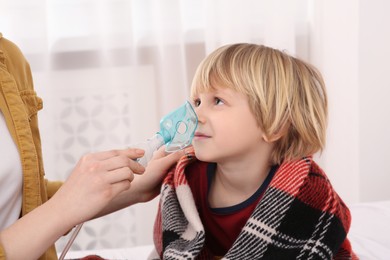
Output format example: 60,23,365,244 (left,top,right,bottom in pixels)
62,244,154,259
62,200,390,260
349,200,390,260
